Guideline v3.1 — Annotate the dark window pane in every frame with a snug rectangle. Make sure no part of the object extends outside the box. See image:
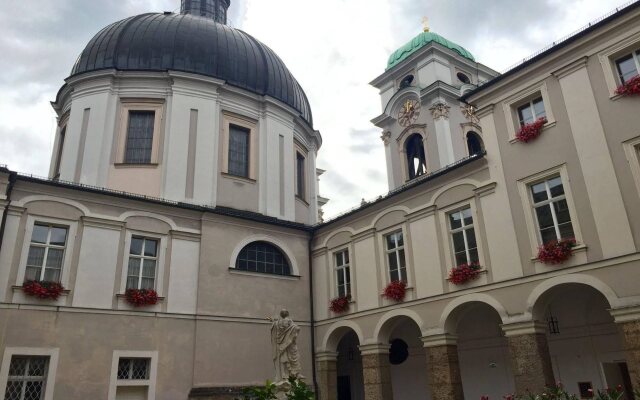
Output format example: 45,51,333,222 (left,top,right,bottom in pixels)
455,252,467,266
554,199,572,224
531,182,548,203
130,238,143,255
452,232,466,253
449,212,462,230
469,248,480,264
465,228,477,249
49,227,67,246
548,177,564,198
558,221,575,240
540,226,558,243
144,239,158,257
389,269,399,282
228,125,250,177
535,205,555,229
518,104,534,125
461,208,473,226
396,232,404,247
125,111,155,164
337,270,344,286
398,249,406,268
388,253,398,271
31,225,48,244
532,97,546,119
236,241,290,275
386,234,396,250
616,54,638,83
